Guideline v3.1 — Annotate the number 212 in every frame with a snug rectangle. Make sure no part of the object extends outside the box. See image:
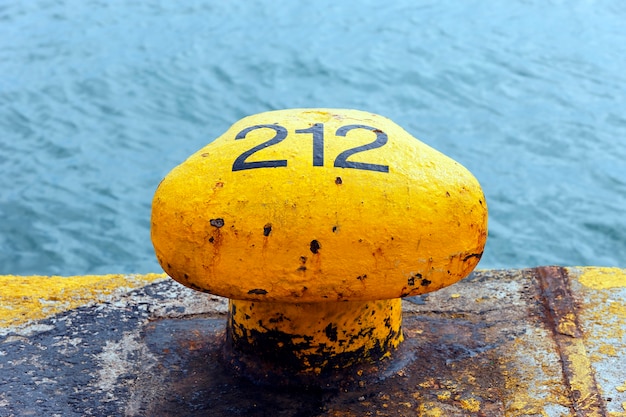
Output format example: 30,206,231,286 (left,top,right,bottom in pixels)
231,124,389,173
